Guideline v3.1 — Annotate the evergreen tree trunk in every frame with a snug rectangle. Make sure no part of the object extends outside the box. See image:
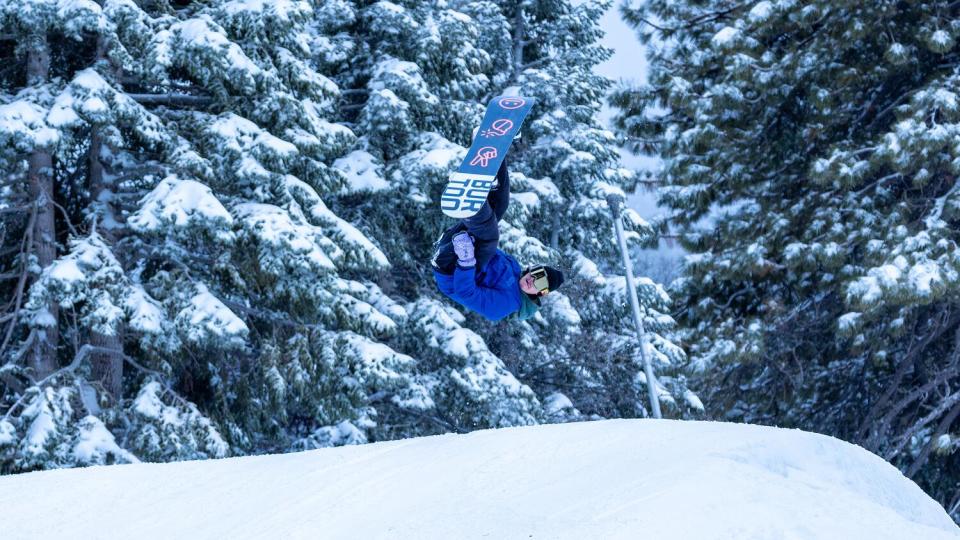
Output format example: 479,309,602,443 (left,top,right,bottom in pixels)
511,7,524,78
26,34,58,380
